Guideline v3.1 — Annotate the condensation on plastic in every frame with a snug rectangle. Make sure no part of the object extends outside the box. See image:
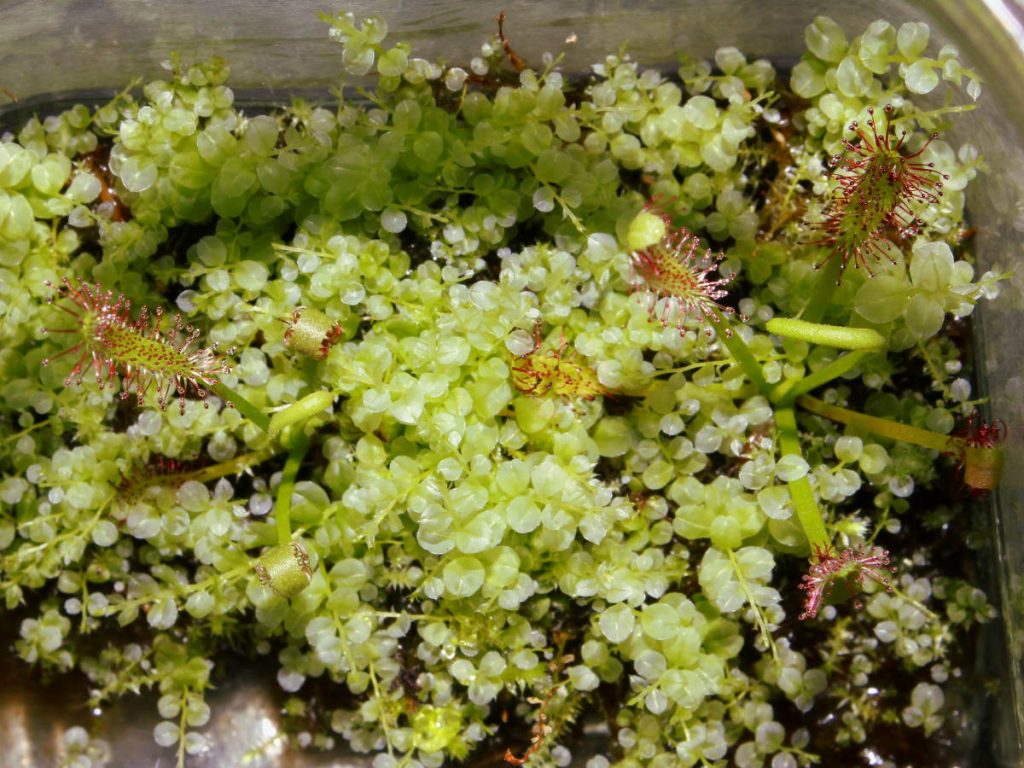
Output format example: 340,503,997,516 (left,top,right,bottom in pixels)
2,0,1024,766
